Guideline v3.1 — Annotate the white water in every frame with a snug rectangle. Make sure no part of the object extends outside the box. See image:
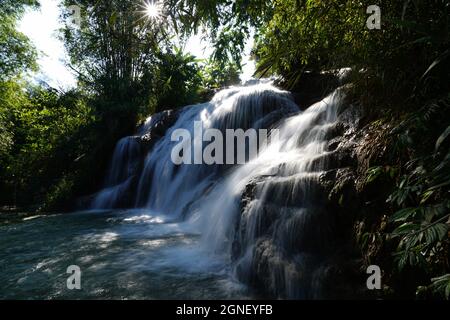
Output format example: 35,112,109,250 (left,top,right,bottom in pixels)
92,137,141,209
0,209,248,299
91,81,343,298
